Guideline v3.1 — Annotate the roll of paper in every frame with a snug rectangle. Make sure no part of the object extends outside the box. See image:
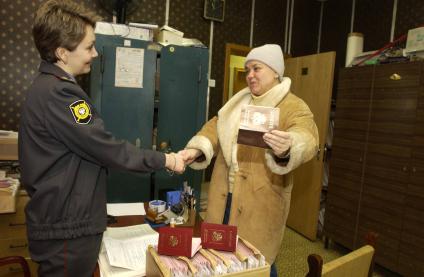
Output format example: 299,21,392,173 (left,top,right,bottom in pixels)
345,32,364,67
